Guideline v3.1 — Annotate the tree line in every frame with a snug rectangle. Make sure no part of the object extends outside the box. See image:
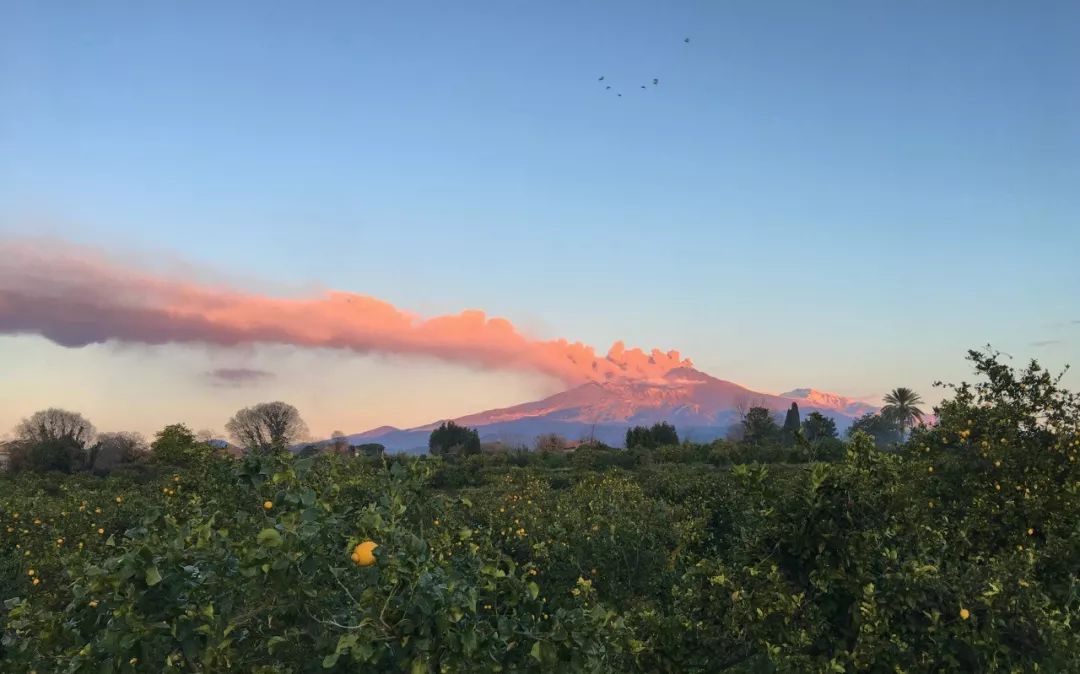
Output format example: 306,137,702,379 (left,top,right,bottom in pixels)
2,386,929,474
